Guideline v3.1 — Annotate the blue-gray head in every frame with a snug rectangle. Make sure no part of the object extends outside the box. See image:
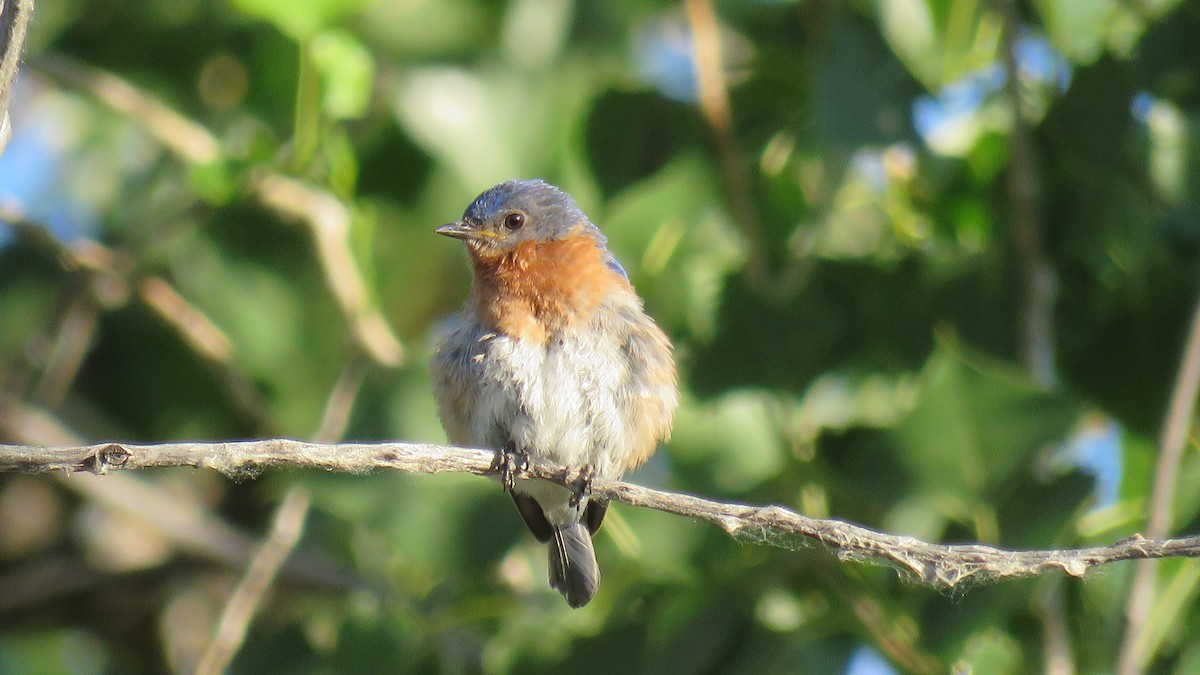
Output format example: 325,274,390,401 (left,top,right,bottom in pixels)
436,179,607,253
